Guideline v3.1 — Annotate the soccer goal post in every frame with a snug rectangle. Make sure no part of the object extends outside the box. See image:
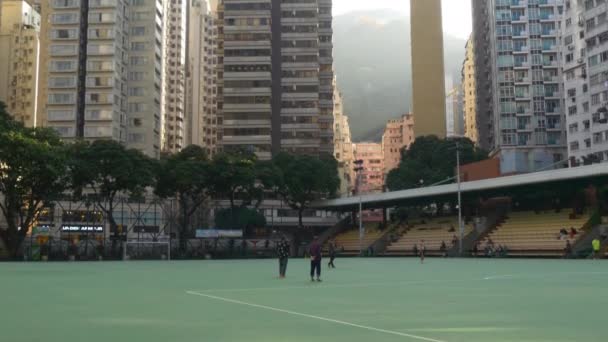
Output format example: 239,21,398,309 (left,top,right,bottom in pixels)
124,239,171,261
